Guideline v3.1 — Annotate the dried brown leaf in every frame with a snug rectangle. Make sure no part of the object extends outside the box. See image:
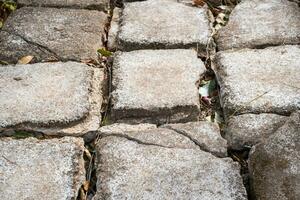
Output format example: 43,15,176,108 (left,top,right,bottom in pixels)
18,55,34,64
193,0,206,7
